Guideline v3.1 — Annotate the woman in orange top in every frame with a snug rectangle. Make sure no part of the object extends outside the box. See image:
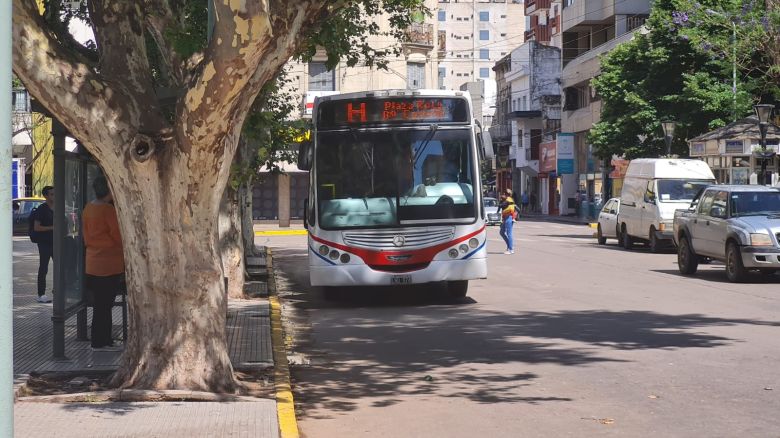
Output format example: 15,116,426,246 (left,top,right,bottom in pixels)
82,176,124,349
